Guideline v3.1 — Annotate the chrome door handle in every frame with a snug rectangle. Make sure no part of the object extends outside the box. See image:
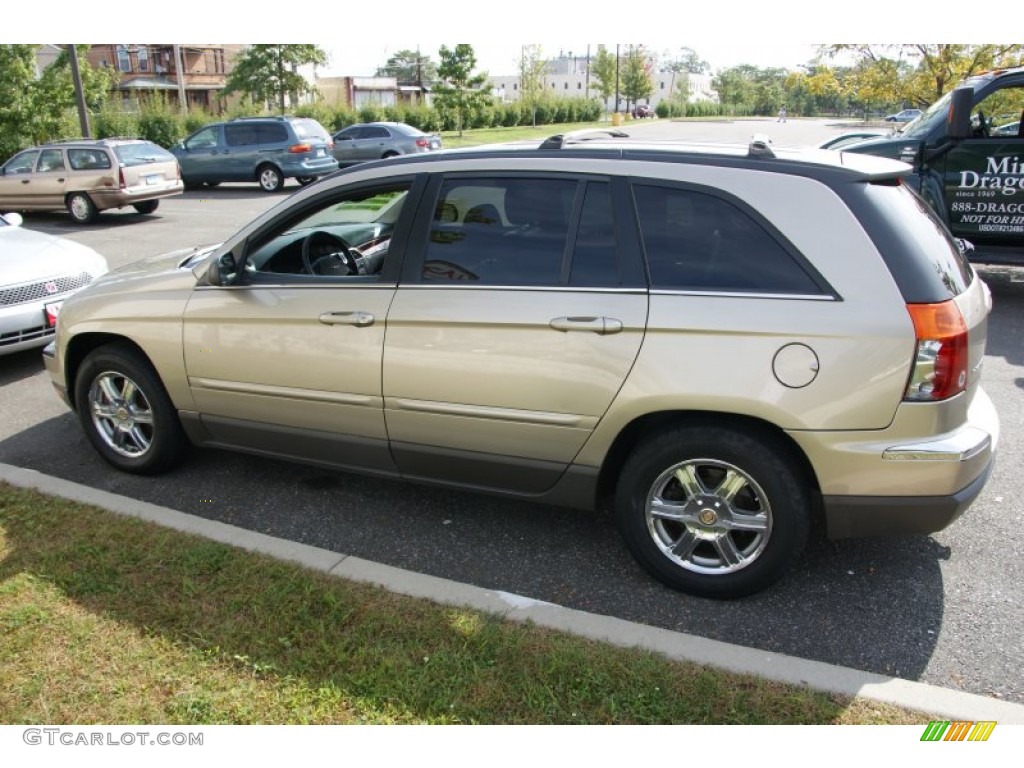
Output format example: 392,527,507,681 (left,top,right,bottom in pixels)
319,311,375,327
549,316,623,335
